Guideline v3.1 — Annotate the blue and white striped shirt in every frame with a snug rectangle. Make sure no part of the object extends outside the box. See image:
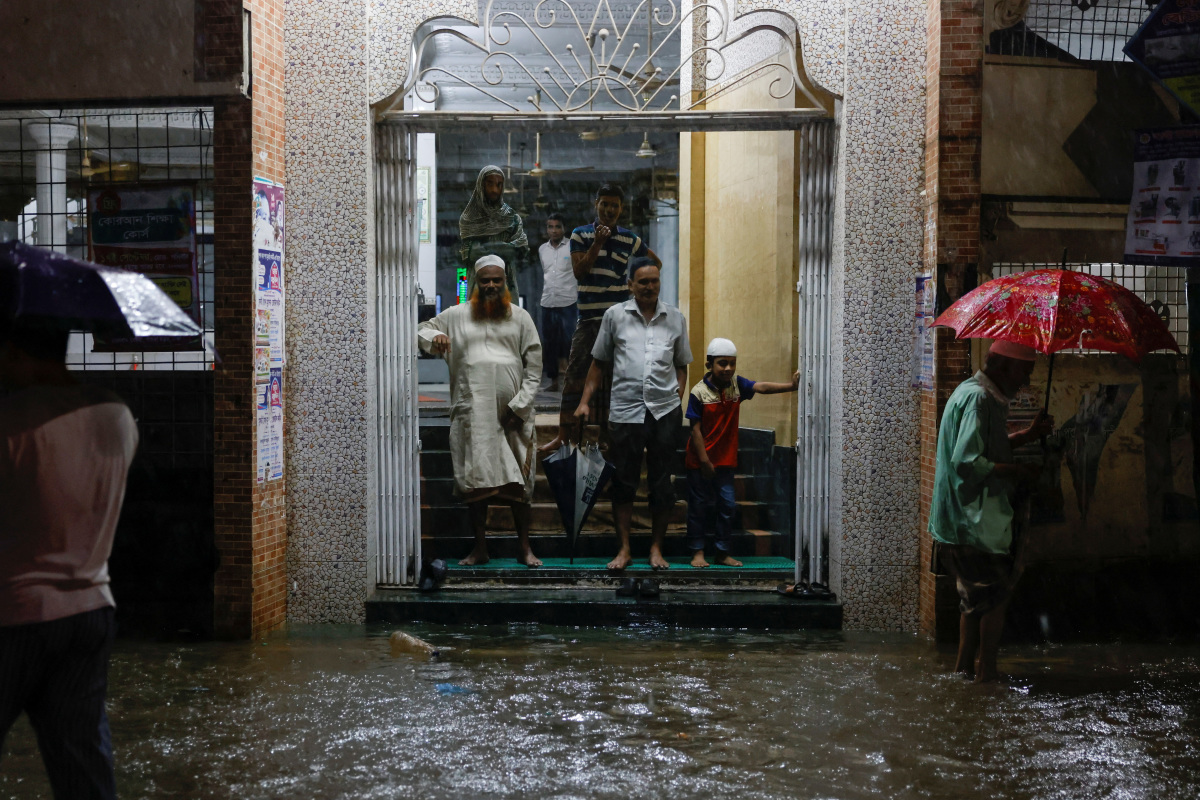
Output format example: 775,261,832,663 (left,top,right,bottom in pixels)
569,222,648,321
